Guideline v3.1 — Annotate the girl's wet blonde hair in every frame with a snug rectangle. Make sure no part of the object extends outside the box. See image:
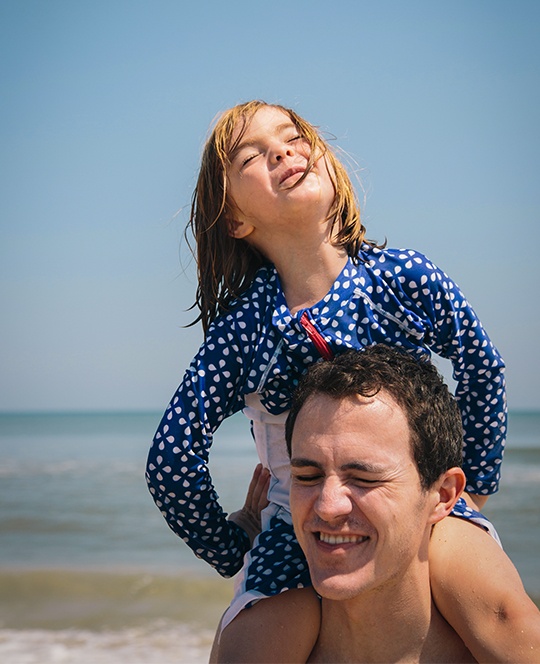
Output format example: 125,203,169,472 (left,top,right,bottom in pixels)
186,100,376,333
